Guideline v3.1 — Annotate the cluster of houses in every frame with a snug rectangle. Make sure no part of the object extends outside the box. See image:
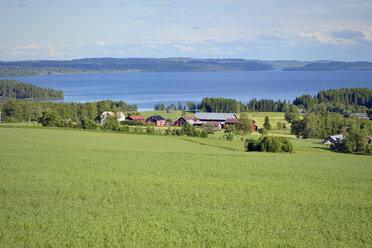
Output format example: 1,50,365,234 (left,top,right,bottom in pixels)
100,111,258,131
